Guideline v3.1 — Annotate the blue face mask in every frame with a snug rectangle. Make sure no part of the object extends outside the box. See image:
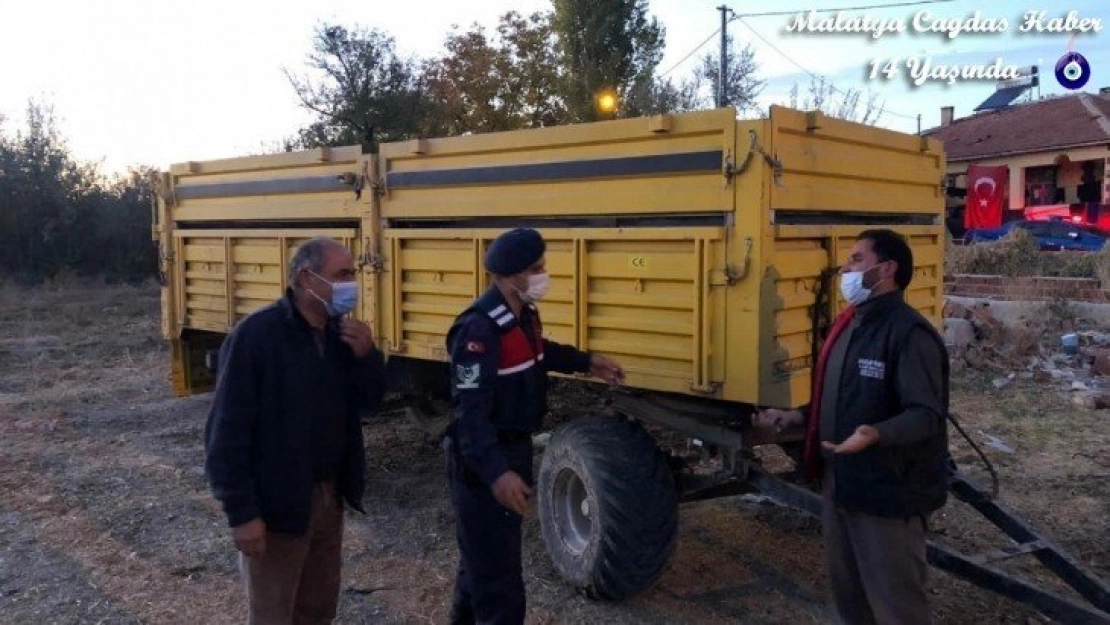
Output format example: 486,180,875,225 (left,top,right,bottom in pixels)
308,270,358,317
